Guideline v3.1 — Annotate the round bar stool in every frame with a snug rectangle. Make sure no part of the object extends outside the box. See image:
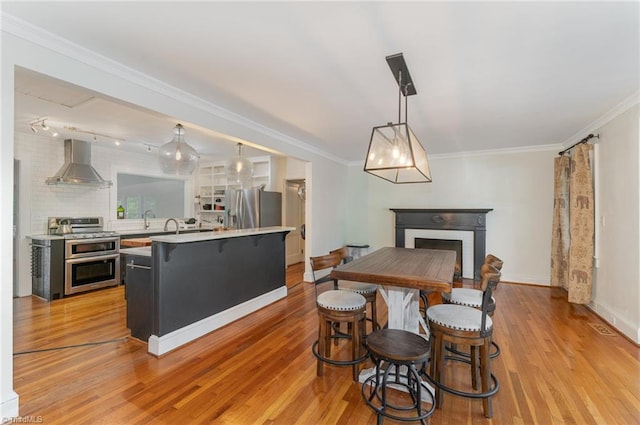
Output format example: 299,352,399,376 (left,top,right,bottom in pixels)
426,268,501,418
330,246,380,332
311,253,369,381
441,256,503,359
362,329,435,425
